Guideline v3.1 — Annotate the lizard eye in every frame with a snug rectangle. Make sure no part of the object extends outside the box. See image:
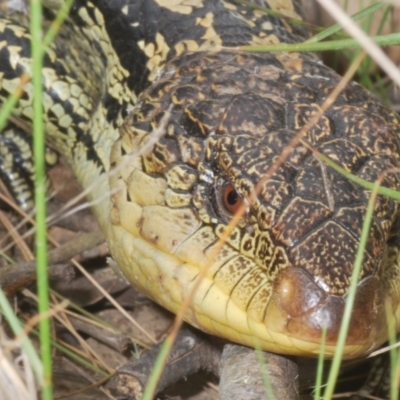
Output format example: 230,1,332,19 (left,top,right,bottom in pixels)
222,183,243,215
